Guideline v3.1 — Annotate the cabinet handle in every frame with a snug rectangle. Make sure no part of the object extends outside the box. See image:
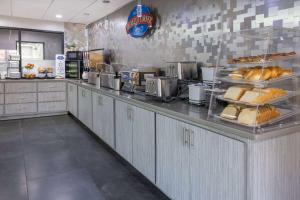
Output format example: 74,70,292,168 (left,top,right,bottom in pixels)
183,127,189,146
82,90,85,97
98,95,103,106
127,106,133,120
190,129,194,147
131,109,134,121
127,106,131,120
70,85,73,92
